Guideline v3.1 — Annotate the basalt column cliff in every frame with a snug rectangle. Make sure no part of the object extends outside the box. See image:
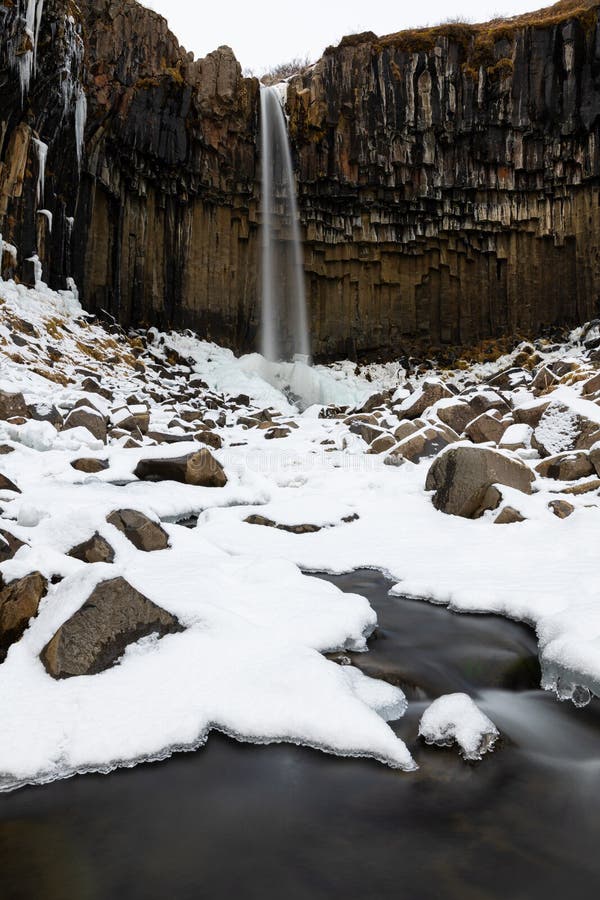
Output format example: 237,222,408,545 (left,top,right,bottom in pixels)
1,0,600,360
